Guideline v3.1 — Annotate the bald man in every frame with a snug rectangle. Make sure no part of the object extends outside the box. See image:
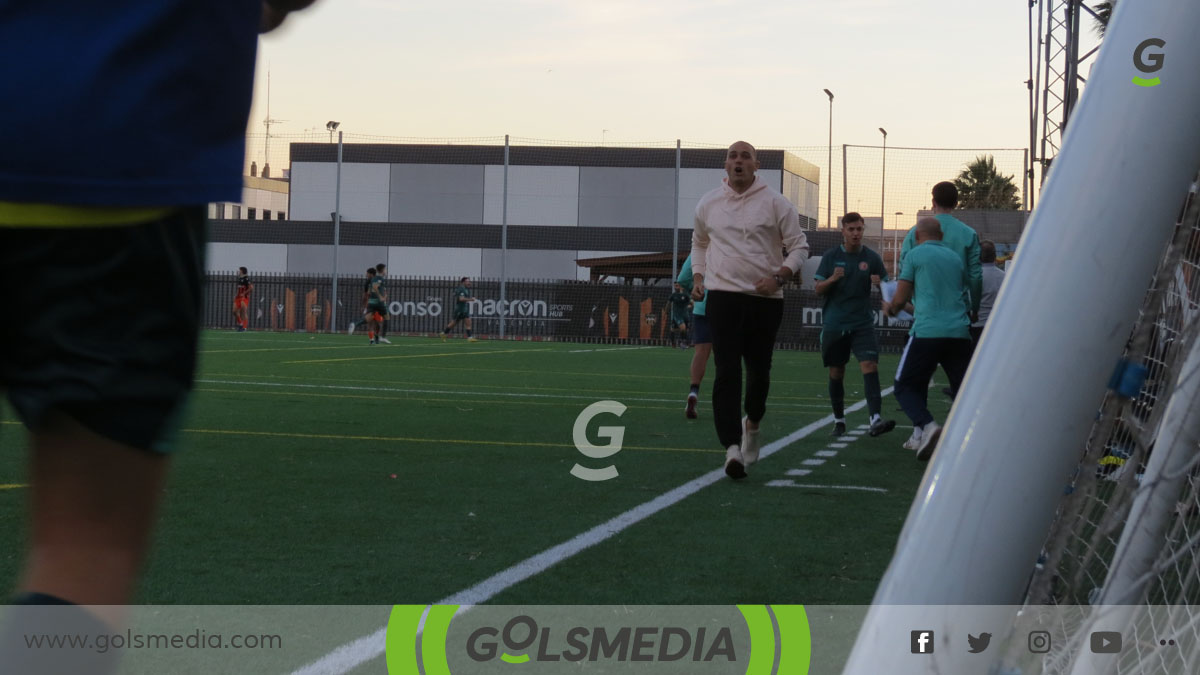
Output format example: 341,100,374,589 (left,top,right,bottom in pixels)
883,218,972,461
692,141,809,479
